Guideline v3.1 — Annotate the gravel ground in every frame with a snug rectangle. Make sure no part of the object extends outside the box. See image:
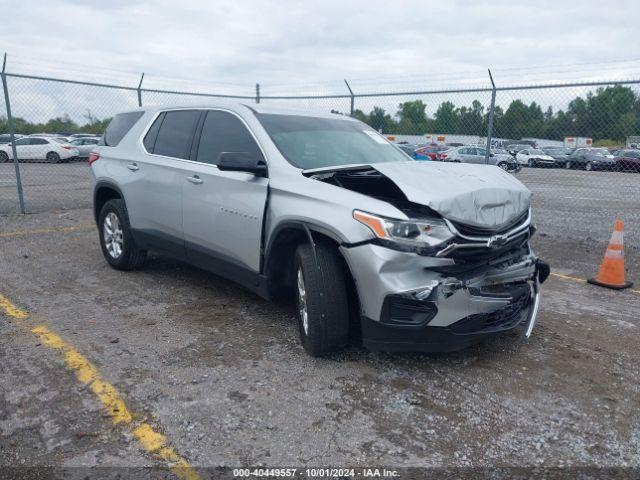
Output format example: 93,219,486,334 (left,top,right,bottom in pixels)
1,208,639,476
